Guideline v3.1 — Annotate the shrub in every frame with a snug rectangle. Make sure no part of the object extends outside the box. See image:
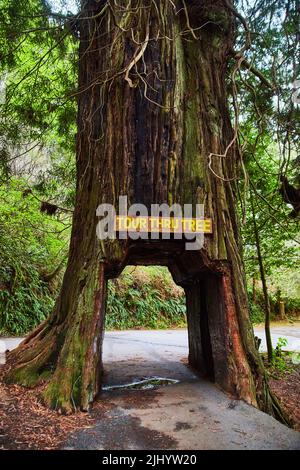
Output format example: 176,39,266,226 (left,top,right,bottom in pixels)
248,297,265,324
0,178,68,335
